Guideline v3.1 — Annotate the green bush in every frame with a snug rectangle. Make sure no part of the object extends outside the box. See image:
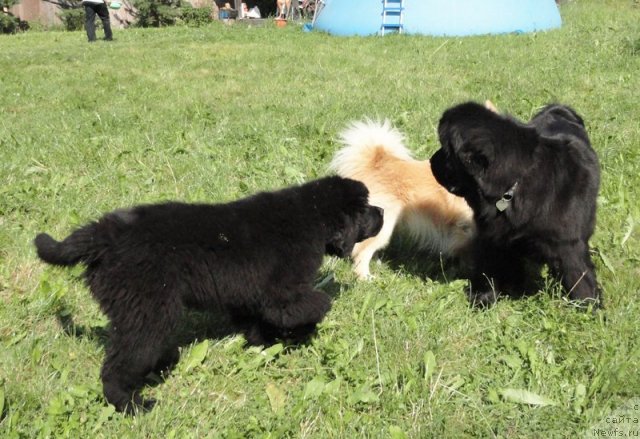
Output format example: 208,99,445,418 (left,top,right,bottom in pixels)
58,7,85,31
180,5,211,27
134,0,182,27
0,12,20,33
1,0,26,34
